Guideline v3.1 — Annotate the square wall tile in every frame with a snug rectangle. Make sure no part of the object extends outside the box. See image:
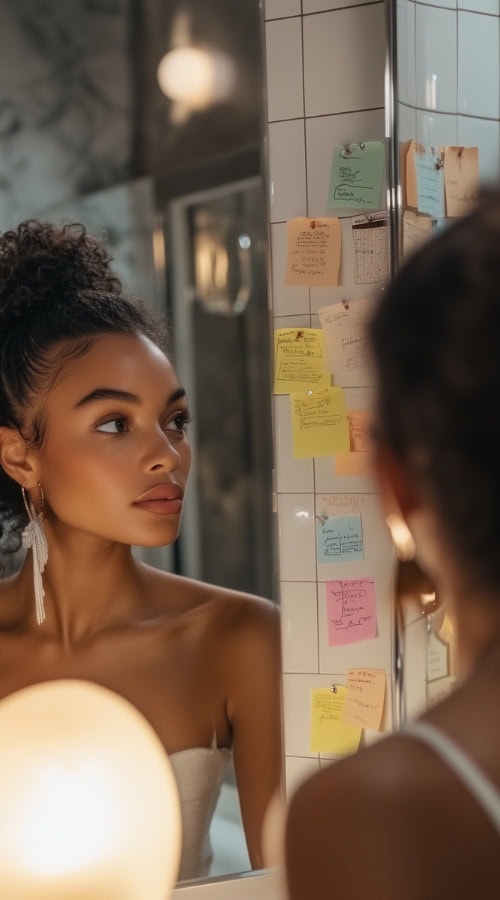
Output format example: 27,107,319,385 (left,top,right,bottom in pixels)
397,103,417,142
458,0,499,13
270,223,310,316
266,18,304,122
397,0,416,106
277,493,316,581
268,119,307,223
458,11,500,119
265,0,301,18
416,110,458,146
285,756,320,800
280,581,319,672
303,5,386,117
274,394,314,493
305,109,386,217
283,673,336,756
457,116,500,184
416,5,458,113
418,0,457,9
